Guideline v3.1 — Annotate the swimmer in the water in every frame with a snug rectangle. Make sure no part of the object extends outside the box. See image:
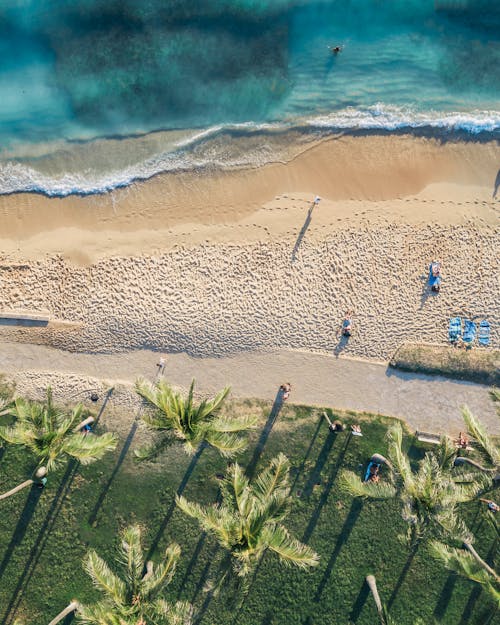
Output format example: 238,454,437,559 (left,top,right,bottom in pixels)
330,46,342,54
